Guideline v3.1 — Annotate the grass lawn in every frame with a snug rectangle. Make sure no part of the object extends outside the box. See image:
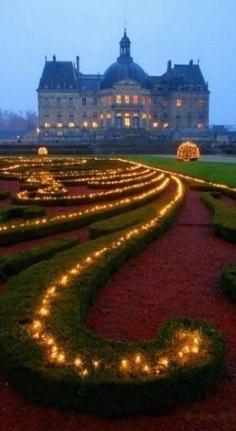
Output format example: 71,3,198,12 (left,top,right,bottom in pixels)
127,156,236,187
